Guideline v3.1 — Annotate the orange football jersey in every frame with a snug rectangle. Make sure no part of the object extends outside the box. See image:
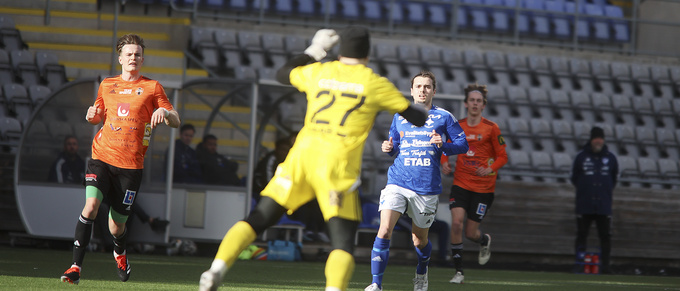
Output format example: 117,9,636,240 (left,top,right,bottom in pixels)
91,76,174,169
443,117,507,193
